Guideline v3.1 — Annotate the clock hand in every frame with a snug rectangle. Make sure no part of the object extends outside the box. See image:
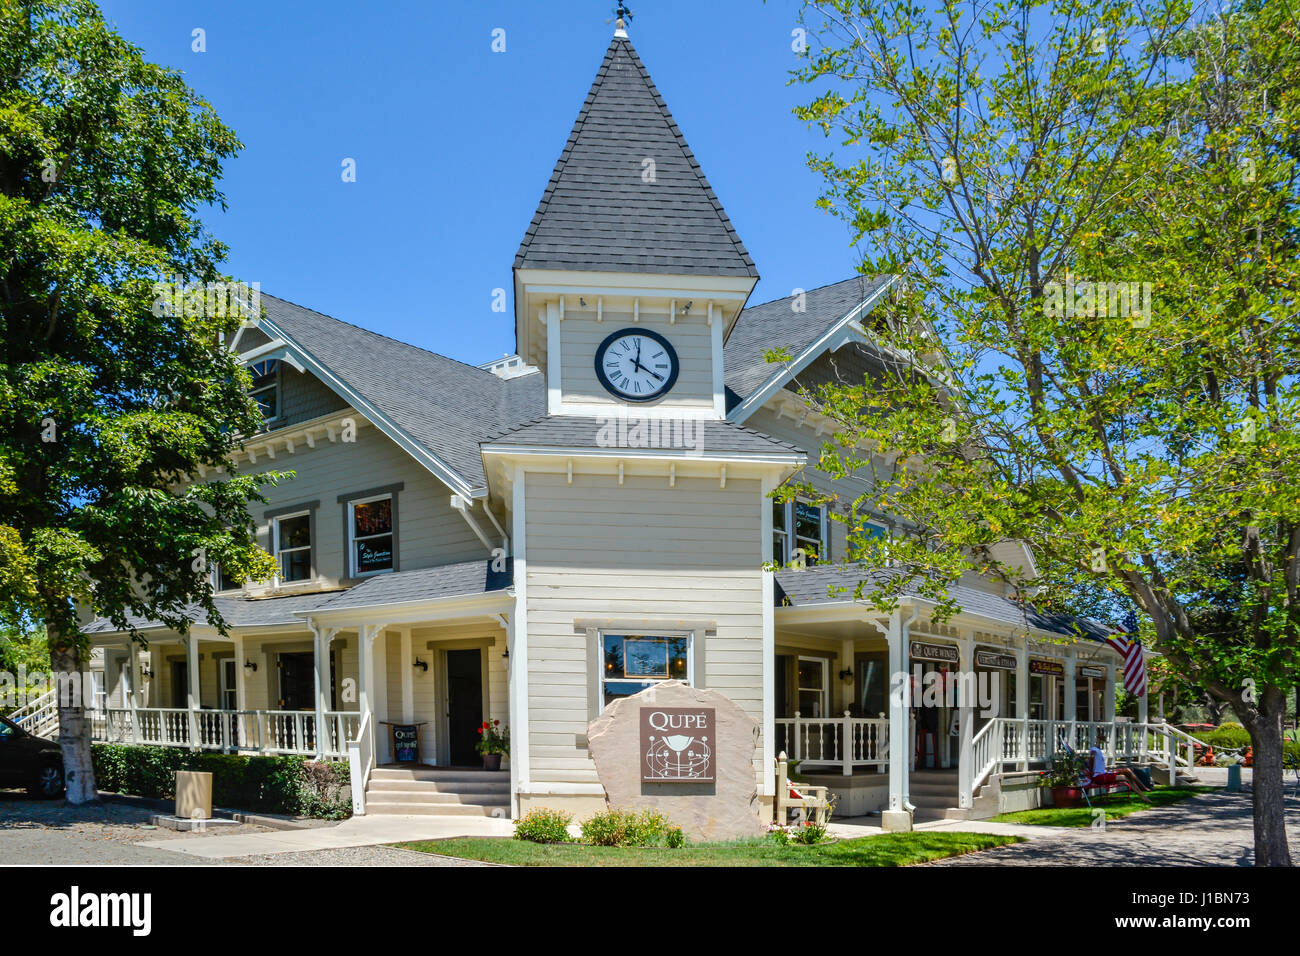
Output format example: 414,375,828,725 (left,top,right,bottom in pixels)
631,358,664,381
